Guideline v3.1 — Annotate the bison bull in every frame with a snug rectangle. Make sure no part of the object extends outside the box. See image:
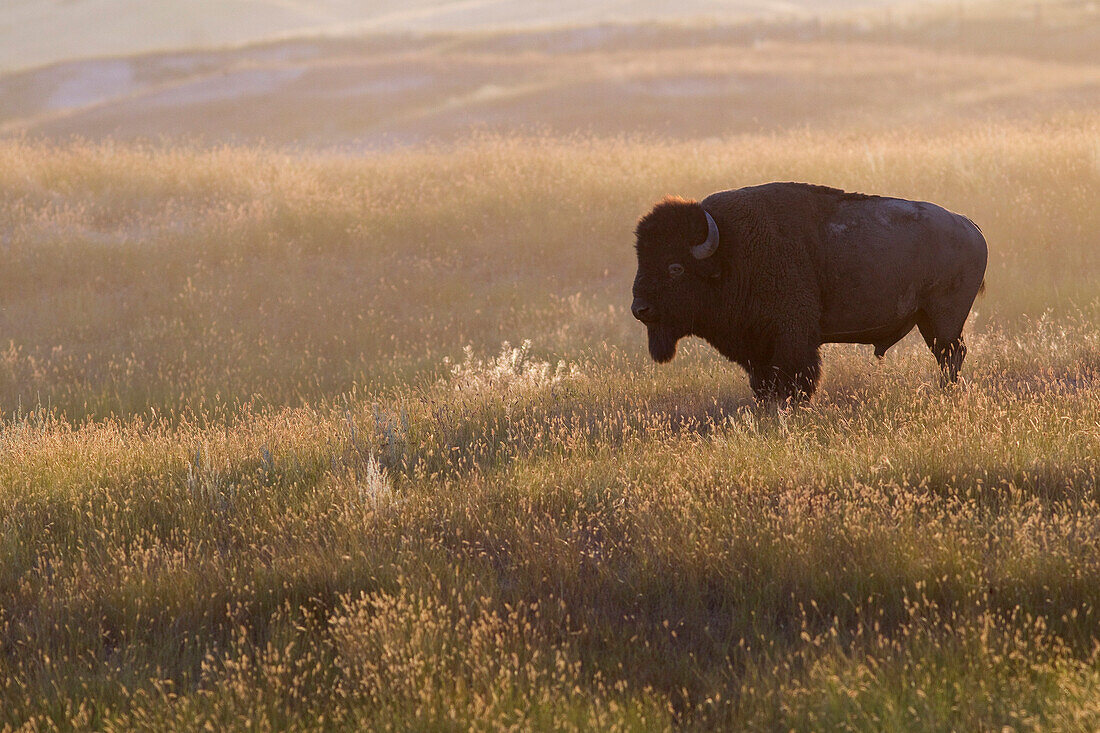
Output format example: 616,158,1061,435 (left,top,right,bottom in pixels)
631,182,988,403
